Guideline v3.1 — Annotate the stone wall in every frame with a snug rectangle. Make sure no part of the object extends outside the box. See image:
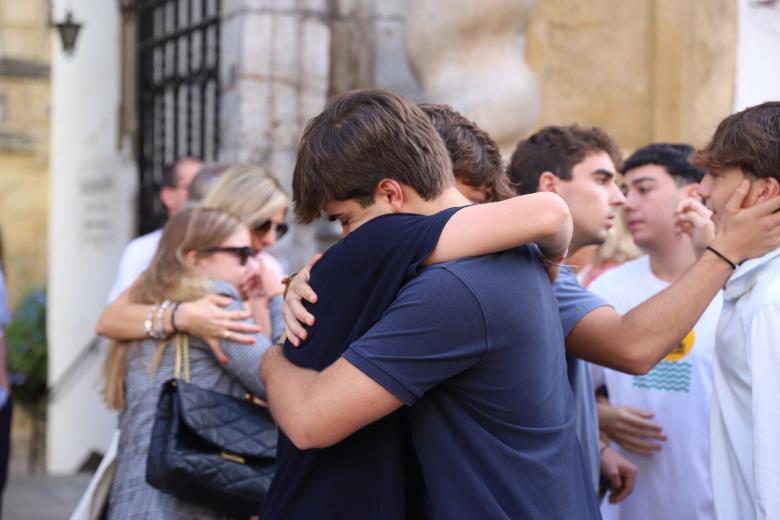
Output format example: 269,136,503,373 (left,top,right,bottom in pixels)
0,0,50,304
407,0,539,153
329,0,421,100
526,0,737,151
220,0,331,271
